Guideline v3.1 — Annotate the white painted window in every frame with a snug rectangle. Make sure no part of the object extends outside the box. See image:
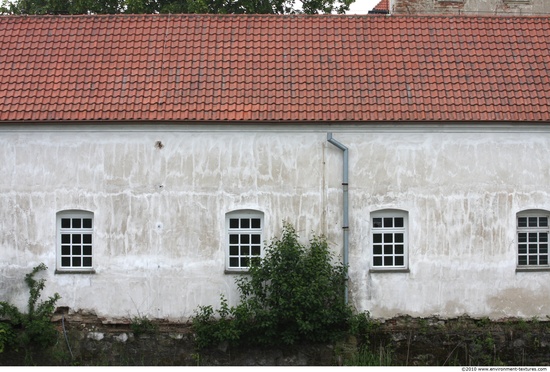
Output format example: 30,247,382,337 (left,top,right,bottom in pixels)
371,210,408,270
226,210,263,271
517,210,549,267
57,210,94,272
